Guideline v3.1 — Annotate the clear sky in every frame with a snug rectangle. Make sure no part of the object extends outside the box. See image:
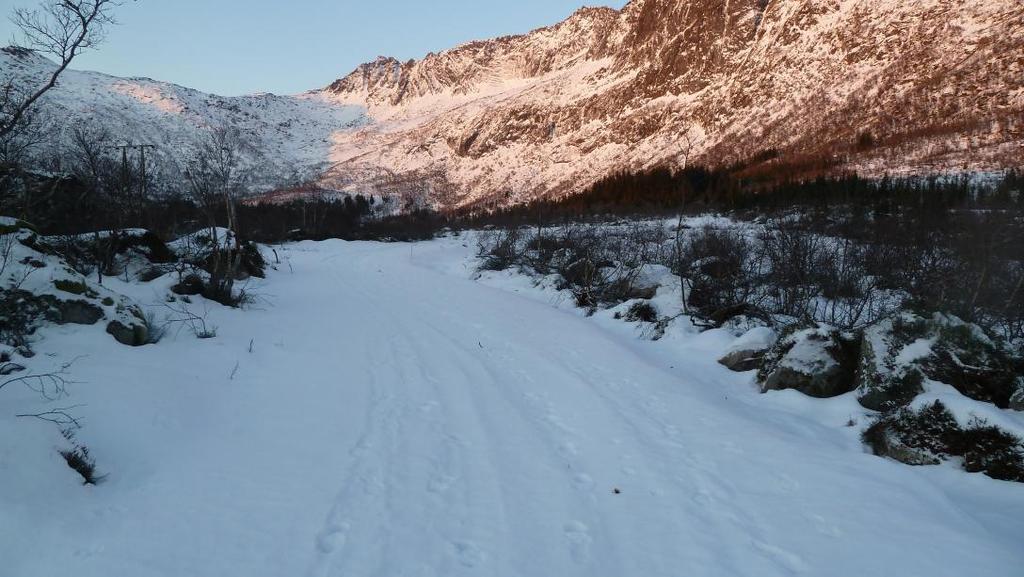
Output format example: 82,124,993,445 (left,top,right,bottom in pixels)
1,0,627,96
